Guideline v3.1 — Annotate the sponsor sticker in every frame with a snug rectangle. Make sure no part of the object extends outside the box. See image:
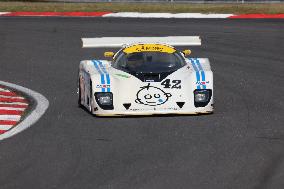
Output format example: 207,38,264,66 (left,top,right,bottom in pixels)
123,44,176,54
196,81,209,85
96,84,110,89
128,107,179,111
